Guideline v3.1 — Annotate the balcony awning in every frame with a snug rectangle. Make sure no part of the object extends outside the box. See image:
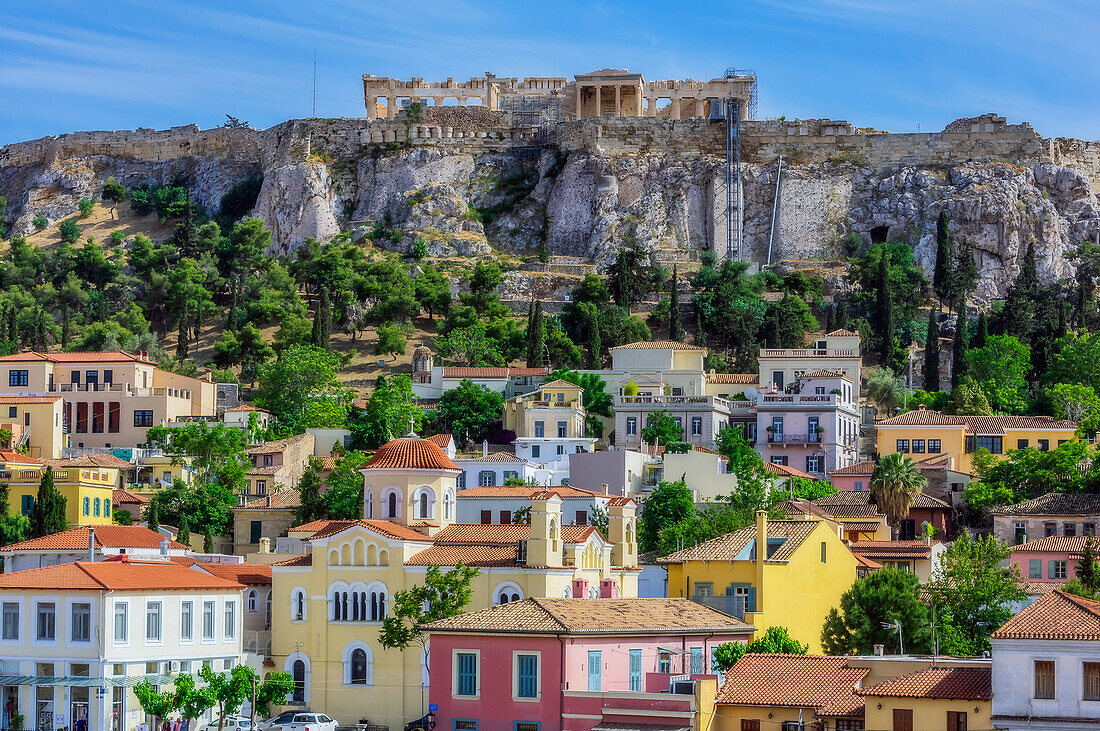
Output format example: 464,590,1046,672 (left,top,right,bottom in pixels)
0,674,175,687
